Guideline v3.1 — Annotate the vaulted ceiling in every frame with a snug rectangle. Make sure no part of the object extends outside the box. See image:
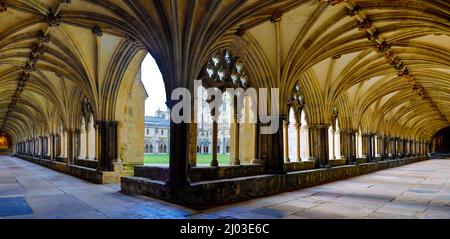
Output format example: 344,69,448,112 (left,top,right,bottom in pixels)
0,0,449,142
